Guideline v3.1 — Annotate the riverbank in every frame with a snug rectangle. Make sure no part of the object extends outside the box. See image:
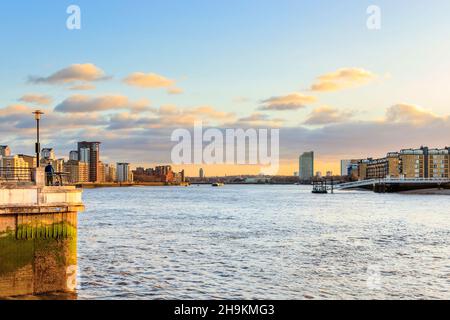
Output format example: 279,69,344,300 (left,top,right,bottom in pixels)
76,182,190,189
400,188,450,195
